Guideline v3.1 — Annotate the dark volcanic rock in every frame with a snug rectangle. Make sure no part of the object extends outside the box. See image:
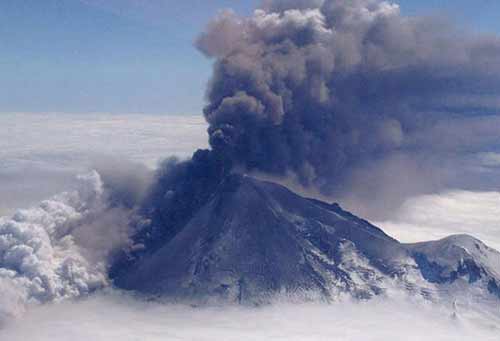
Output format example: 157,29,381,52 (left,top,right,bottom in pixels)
112,175,500,304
